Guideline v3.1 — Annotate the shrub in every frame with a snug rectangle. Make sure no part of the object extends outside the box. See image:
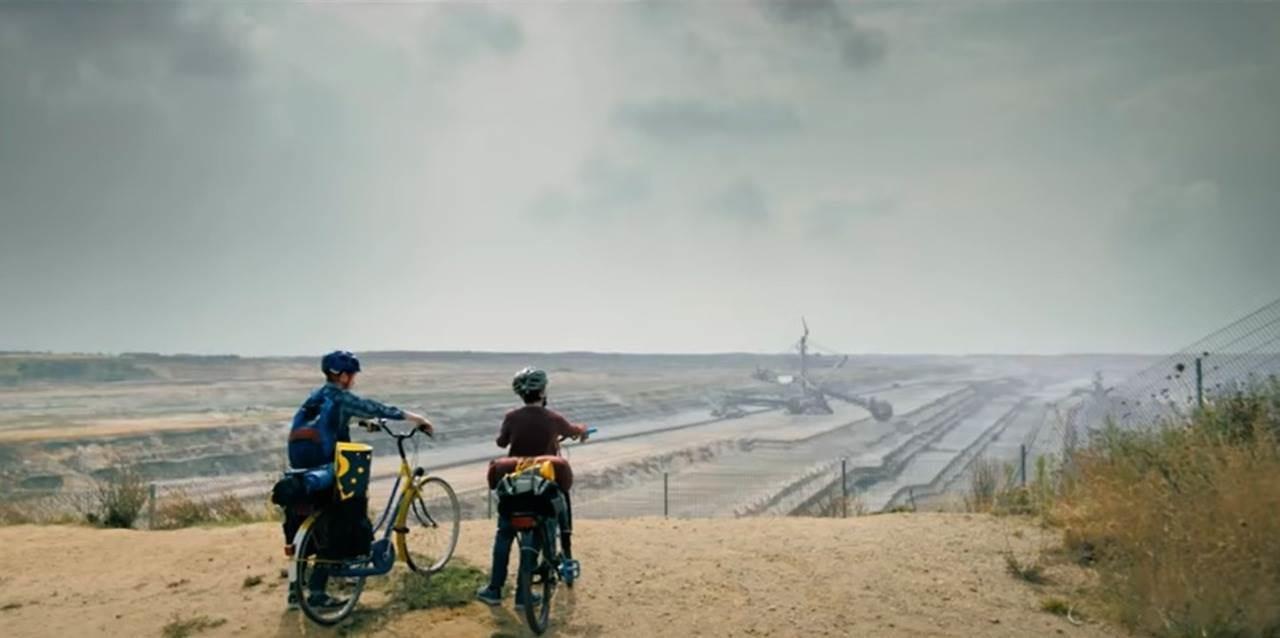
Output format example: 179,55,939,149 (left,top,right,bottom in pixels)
1056,380,1280,636
89,466,148,529
967,457,1001,512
